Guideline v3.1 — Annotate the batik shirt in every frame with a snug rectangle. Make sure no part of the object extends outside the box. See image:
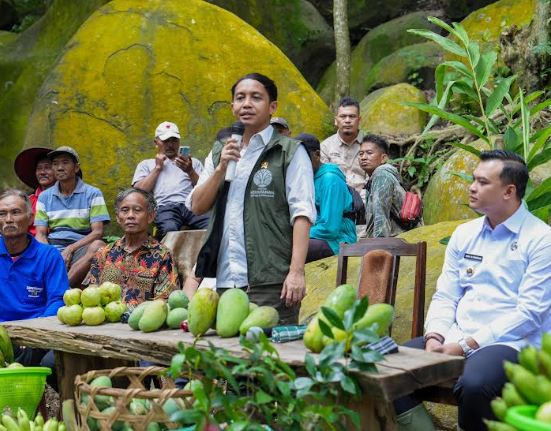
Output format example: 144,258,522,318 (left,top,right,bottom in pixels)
83,236,179,309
